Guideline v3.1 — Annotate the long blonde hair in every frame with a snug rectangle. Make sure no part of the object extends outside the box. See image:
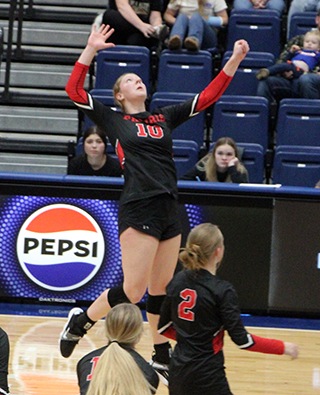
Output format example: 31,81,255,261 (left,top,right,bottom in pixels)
179,223,224,271
86,303,153,395
197,137,247,182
